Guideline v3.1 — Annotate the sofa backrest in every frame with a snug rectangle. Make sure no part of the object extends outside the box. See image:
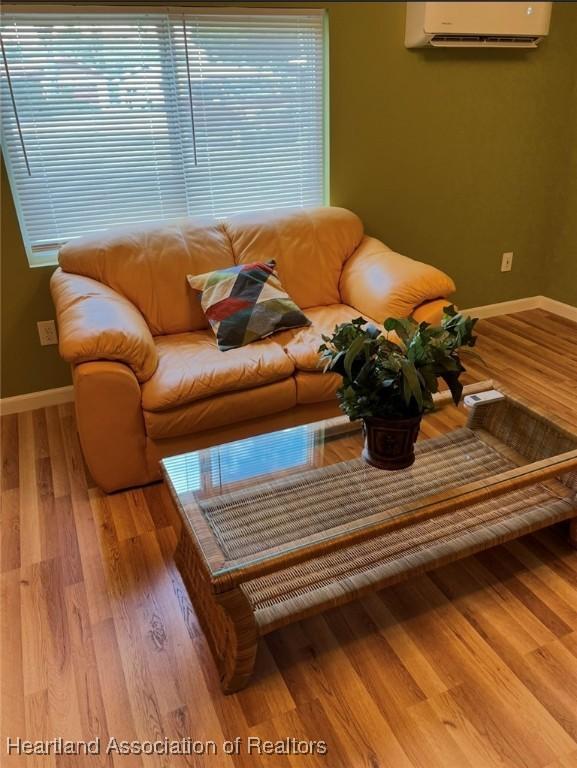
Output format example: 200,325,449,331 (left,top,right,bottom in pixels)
58,206,364,335
224,207,364,309
58,217,234,335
